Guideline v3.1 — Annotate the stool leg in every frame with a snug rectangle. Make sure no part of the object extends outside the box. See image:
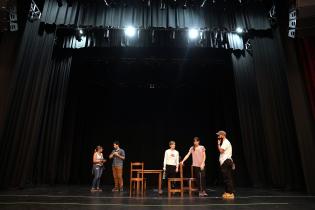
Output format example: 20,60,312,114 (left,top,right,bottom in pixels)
180,181,184,197
189,180,192,196
168,180,171,197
